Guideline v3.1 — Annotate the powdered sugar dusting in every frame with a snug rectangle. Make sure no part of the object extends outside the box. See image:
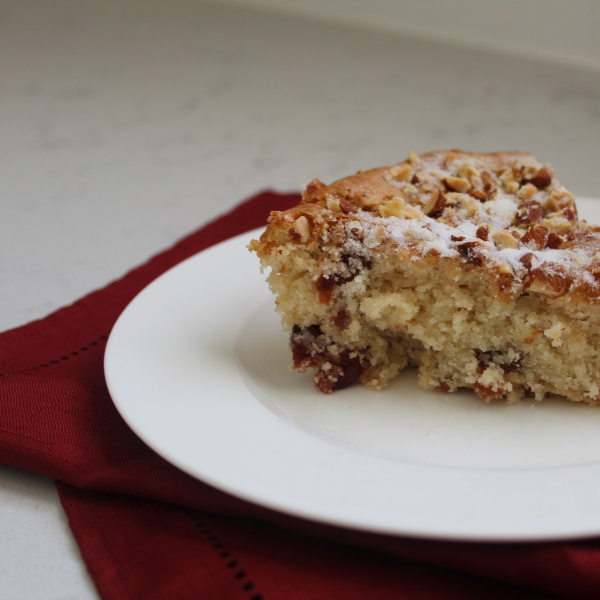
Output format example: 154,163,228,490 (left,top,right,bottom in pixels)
482,193,519,229
346,211,598,289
